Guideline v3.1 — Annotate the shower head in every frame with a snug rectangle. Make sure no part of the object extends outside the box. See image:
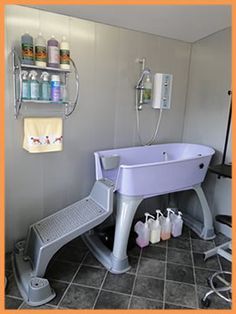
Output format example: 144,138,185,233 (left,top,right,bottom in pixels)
136,67,151,89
